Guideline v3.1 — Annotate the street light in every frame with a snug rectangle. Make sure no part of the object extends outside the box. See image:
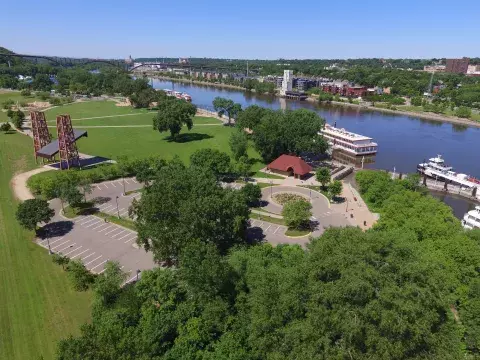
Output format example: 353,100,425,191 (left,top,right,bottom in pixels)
122,177,126,196
45,228,52,255
136,269,141,281
115,196,120,218
270,179,273,197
